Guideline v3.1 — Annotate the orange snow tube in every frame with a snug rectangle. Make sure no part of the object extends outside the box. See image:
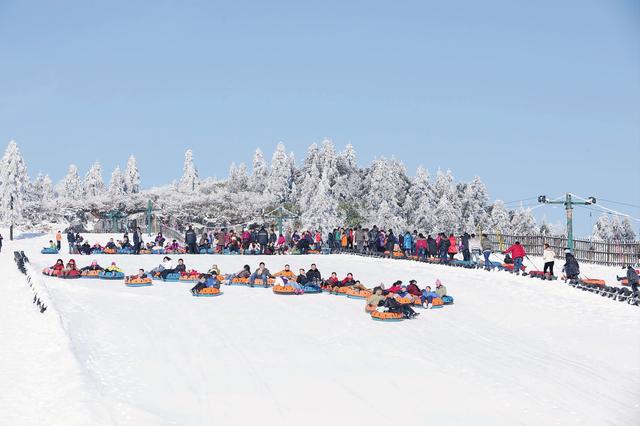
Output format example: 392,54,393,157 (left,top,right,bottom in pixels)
80,270,100,278
334,286,351,295
194,287,222,297
371,311,404,322
395,296,416,305
580,279,605,287
125,277,153,286
346,288,372,299
365,304,377,313
103,248,117,254
432,297,444,307
273,284,298,295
